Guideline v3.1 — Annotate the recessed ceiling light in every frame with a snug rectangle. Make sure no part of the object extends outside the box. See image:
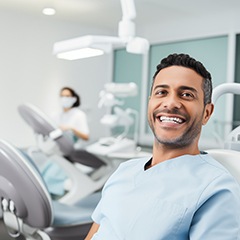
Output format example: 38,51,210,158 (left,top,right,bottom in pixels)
42,7,56,16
